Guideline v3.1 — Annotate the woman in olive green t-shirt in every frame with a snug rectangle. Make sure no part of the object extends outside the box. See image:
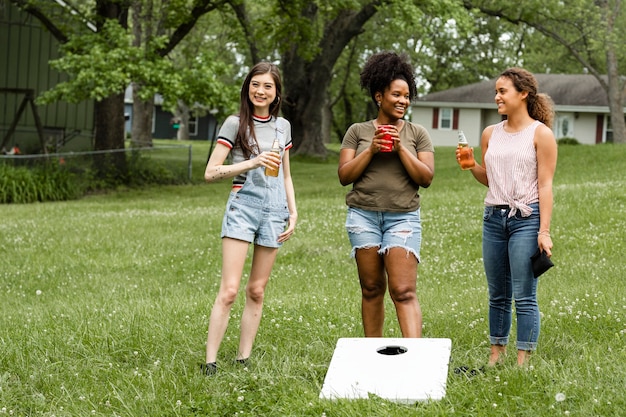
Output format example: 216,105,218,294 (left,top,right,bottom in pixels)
338,52,435,338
